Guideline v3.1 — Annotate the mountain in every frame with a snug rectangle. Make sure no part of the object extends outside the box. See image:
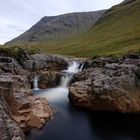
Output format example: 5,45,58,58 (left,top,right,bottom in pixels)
5,10,106,46
6,0,140,57
69,0,140,57
41,0,140,57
